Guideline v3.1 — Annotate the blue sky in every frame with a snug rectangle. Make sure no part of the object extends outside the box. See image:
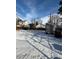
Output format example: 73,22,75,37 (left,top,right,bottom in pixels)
16,0,59,20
